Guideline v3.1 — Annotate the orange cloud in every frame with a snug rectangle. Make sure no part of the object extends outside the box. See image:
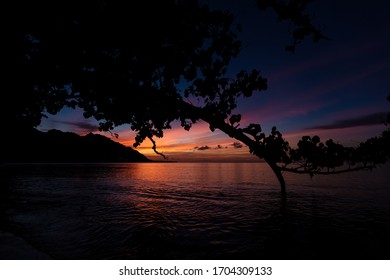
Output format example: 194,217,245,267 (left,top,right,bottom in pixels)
109,108,387,162
110,120,261,161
